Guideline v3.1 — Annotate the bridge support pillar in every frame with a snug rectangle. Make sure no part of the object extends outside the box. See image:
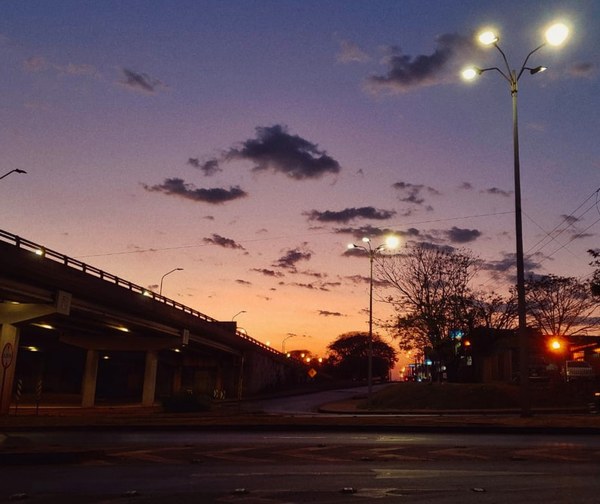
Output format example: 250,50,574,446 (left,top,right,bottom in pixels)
0,324,19,415
142,350,158,407
81,349,99,408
